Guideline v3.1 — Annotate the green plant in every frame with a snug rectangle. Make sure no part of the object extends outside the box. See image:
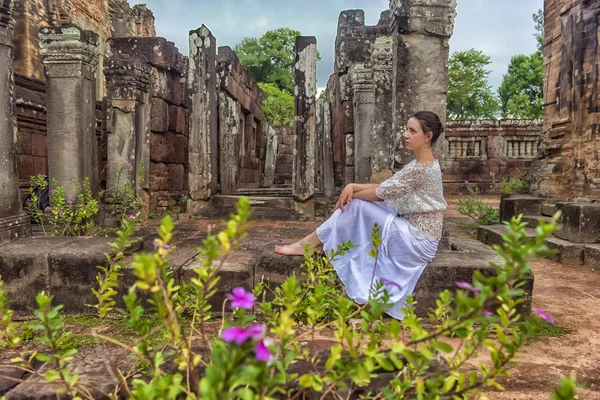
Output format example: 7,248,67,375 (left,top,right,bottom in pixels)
106,161,146,222
0,204,580,399
26,175,102,236
458,182,500,225
500,175,530,194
